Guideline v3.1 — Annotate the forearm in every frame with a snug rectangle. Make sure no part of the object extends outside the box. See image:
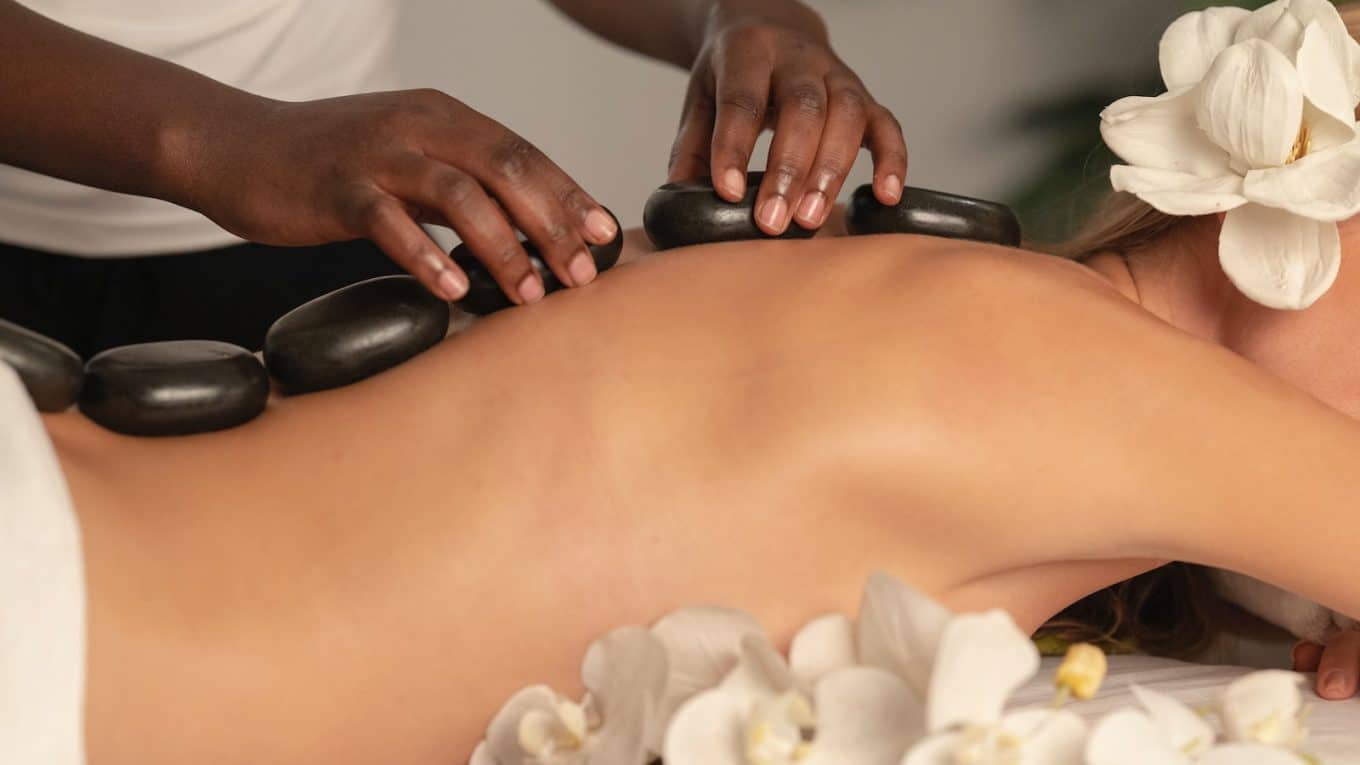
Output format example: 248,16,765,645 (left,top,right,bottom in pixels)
543,0,826,68
0,0,265,210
